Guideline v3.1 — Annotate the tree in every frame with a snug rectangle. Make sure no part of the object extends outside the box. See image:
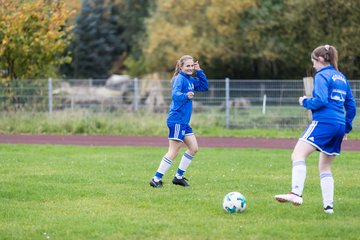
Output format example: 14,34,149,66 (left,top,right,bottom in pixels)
278,0,360,79
64,0,122,79
0,0,73,80
236,0,289,78
139,0,360,79
234,0,360,79
141,0,256,78
113,0,151,76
